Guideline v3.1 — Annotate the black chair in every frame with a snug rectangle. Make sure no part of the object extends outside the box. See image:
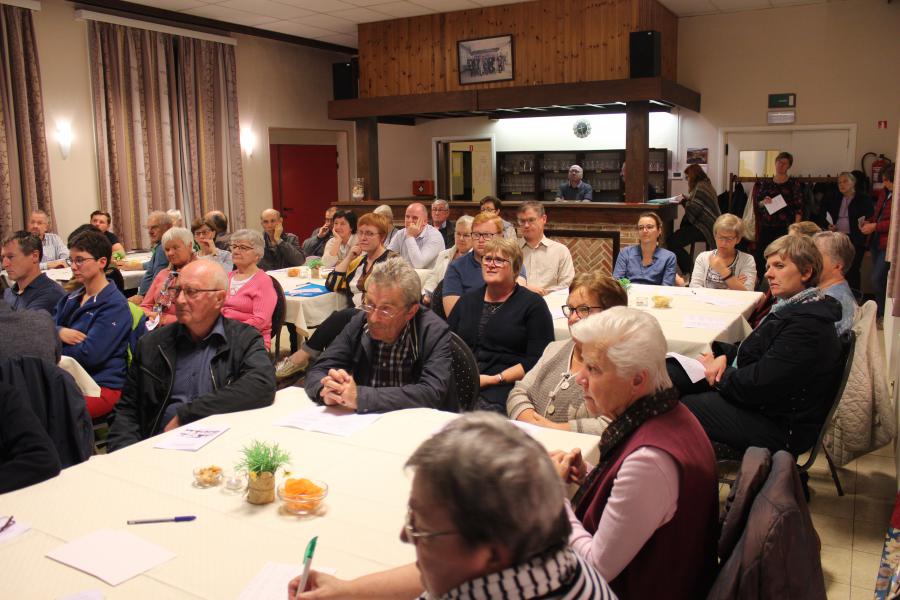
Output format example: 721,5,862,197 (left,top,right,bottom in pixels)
430,280,446,320
717,331,856,497
268,275,287,363
448,332,479,412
